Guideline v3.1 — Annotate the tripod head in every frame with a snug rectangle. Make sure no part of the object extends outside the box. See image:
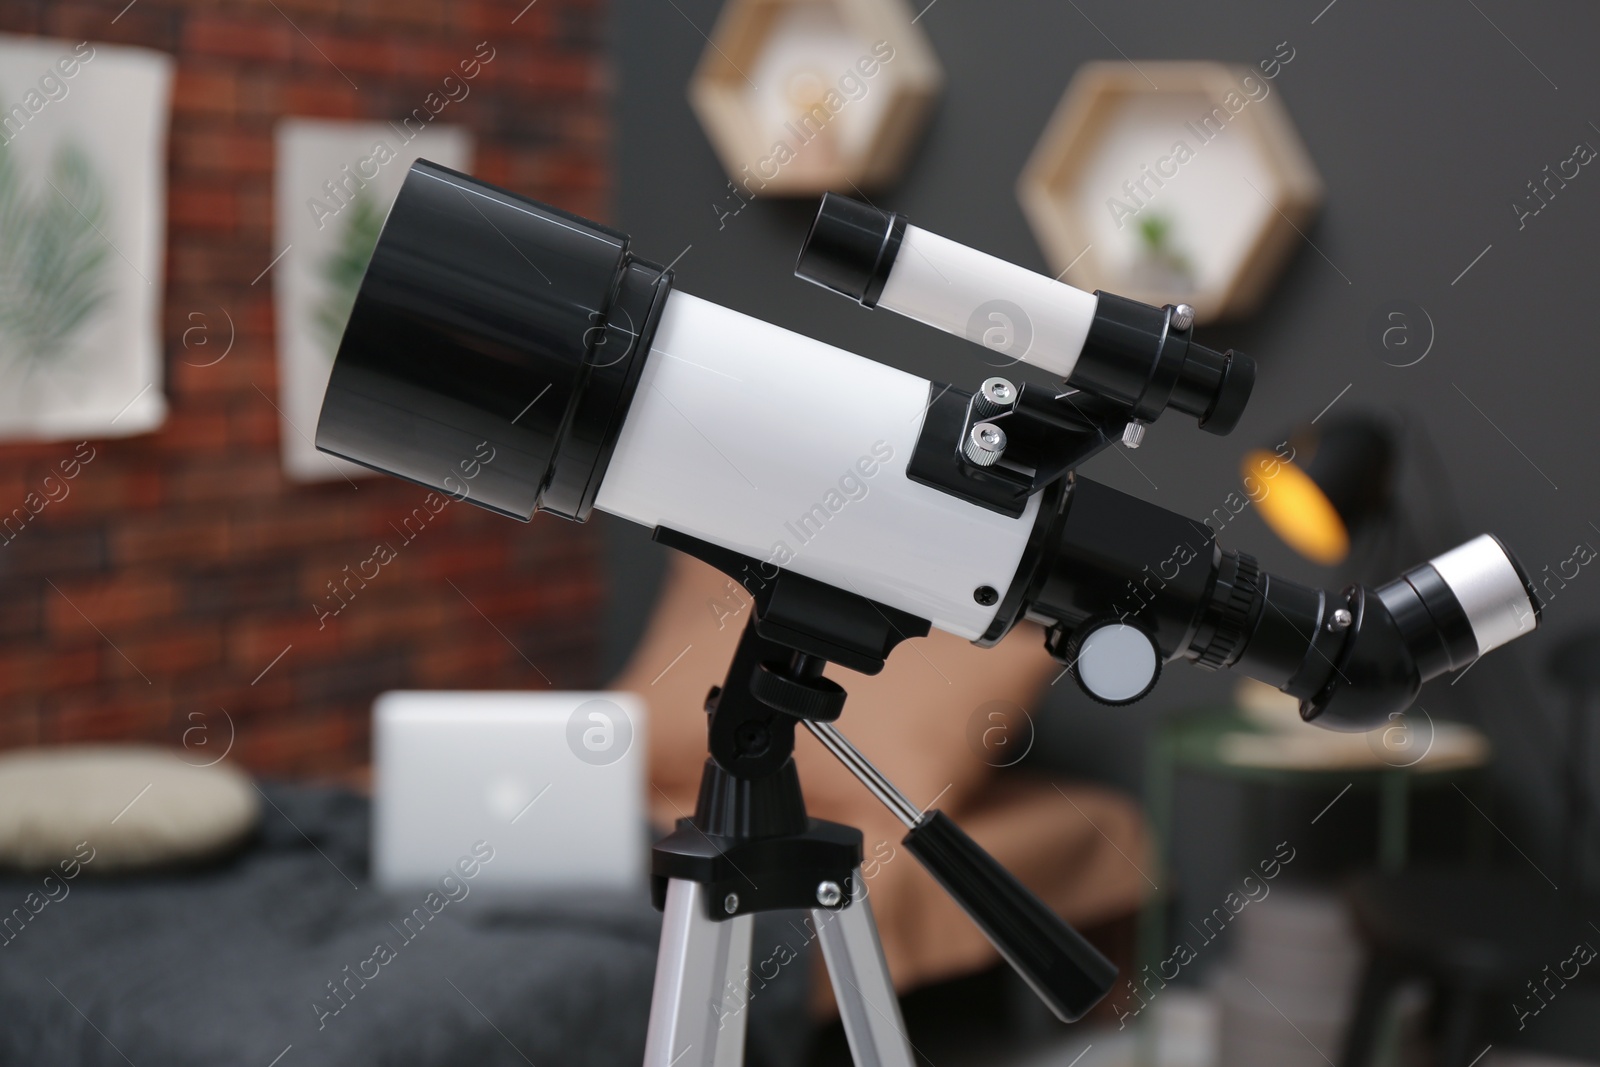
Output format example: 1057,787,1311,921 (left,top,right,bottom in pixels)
651,527,1116,1022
